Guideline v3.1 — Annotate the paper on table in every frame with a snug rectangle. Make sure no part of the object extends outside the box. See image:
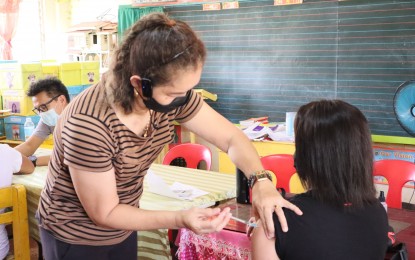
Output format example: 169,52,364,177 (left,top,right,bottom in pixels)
146,170,209,200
